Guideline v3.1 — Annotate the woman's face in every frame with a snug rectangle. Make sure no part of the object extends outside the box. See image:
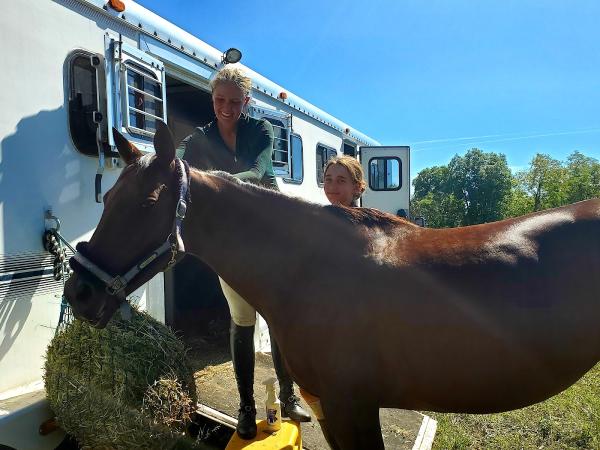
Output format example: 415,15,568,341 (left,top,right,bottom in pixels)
324,164,361,207
212,81,249,127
